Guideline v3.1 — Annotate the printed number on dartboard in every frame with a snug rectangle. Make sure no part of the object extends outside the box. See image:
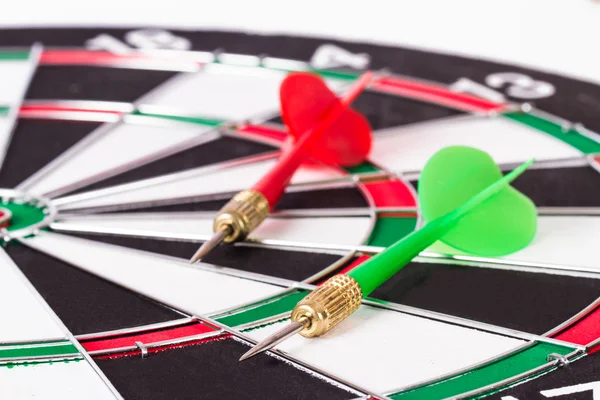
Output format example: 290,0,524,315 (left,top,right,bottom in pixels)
452,73,556,103
86,29,192,53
